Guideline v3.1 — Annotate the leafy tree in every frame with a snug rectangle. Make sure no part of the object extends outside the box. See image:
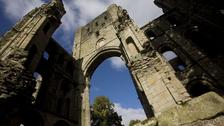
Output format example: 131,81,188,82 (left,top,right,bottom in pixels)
129,120,141,126
91,96,123,126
